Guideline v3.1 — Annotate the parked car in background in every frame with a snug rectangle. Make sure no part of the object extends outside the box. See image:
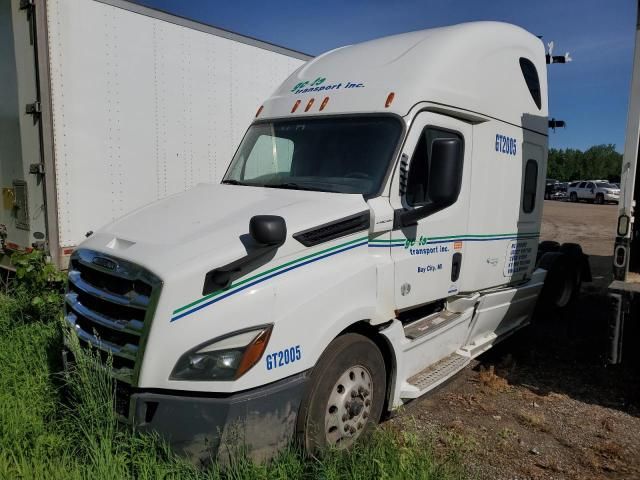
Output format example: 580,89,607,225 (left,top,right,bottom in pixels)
551,182,568,200
544,179,558,200
544,179,568,200
568,180,620,204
